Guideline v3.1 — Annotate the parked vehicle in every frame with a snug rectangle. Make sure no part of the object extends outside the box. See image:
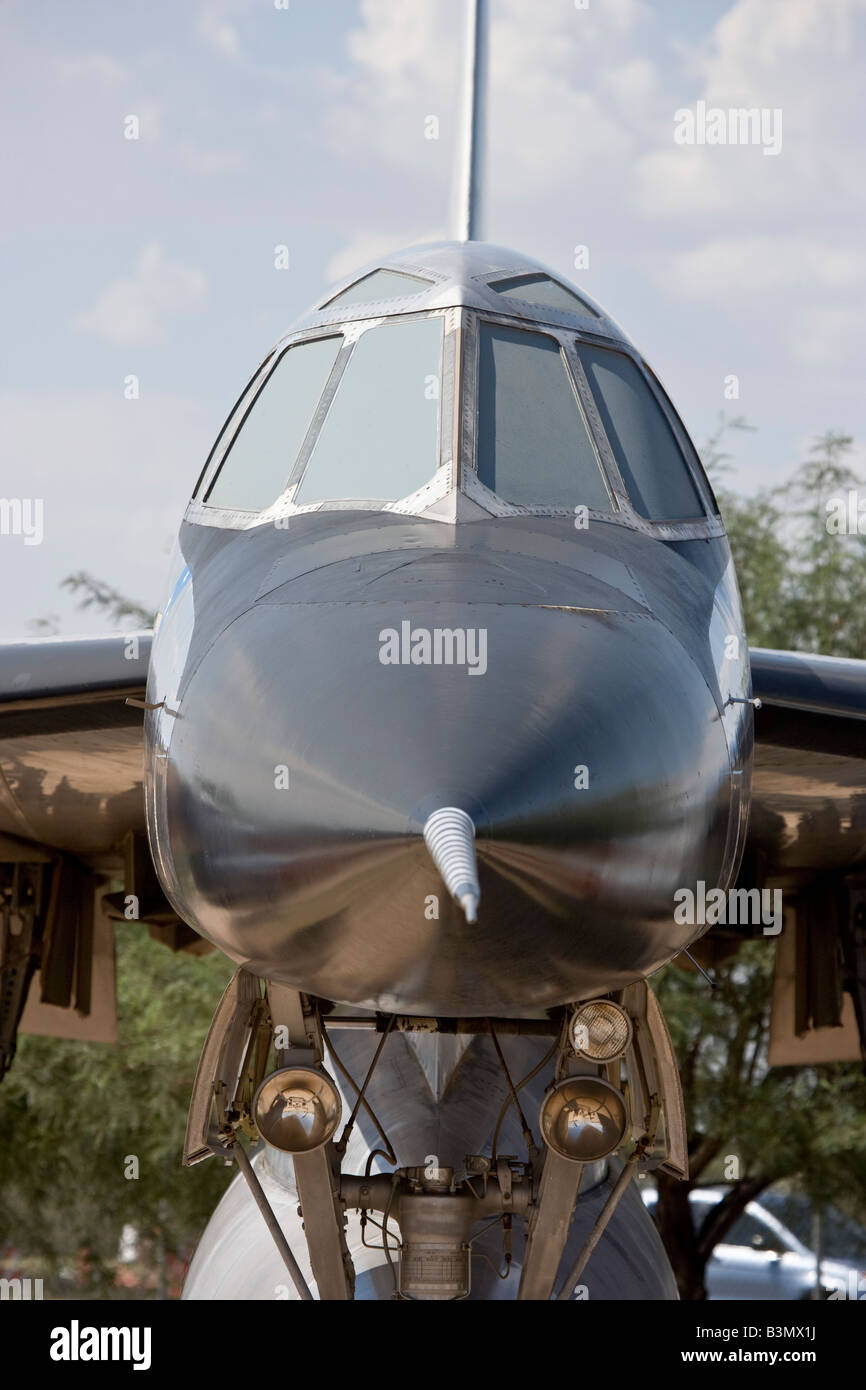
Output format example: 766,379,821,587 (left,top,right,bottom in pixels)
641,1184,864,1299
